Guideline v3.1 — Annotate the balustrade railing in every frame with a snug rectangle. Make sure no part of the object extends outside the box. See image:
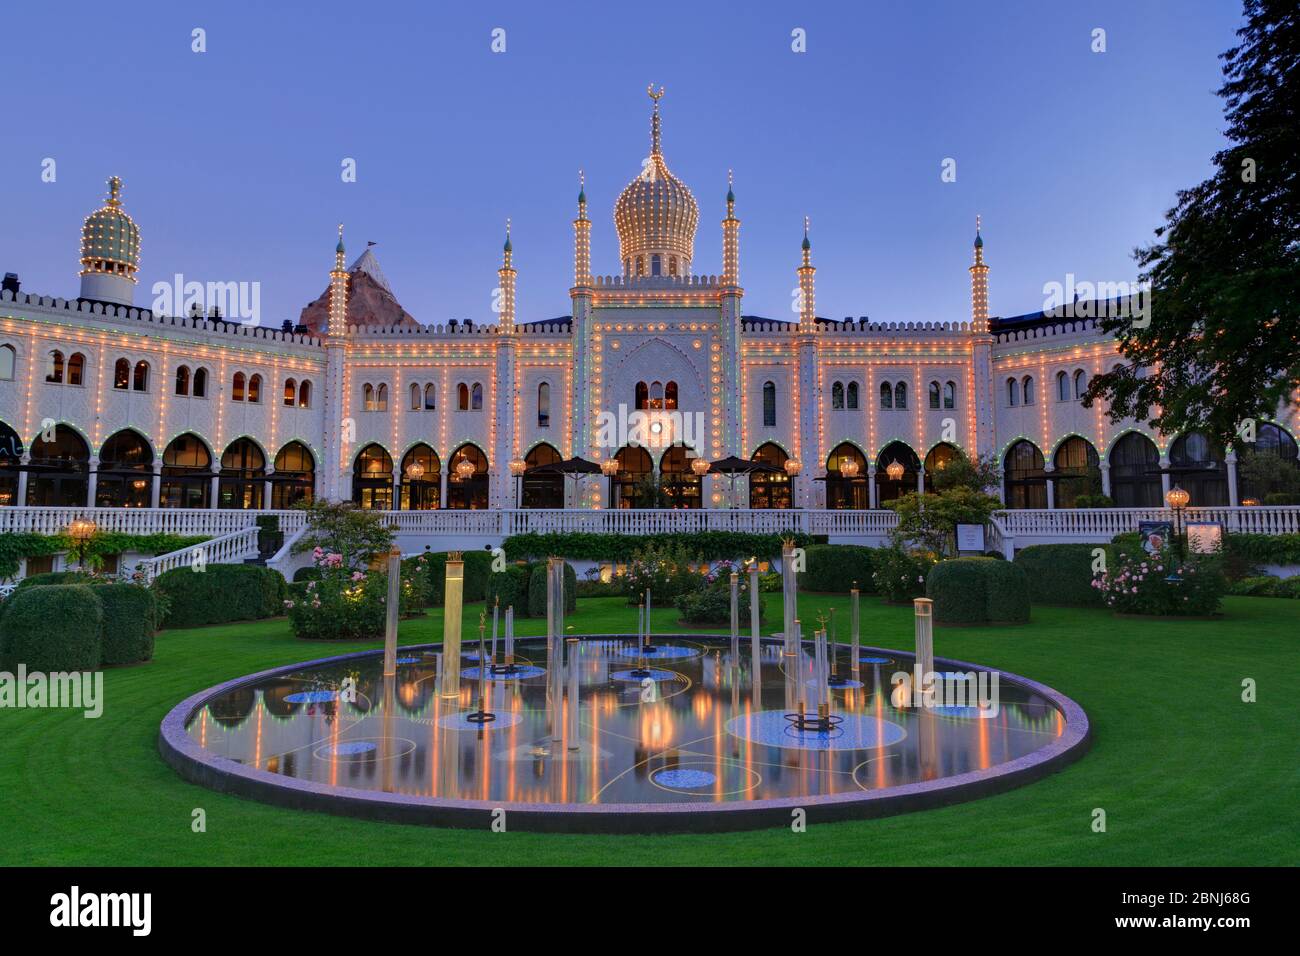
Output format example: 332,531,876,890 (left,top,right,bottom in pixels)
0,507,307,537
133,526,261,582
